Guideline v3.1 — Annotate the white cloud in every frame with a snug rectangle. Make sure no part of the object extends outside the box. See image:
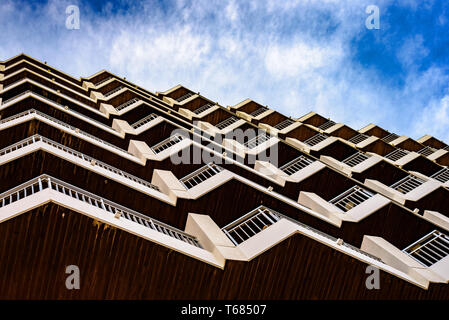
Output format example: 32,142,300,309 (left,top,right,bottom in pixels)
0,0,447,142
